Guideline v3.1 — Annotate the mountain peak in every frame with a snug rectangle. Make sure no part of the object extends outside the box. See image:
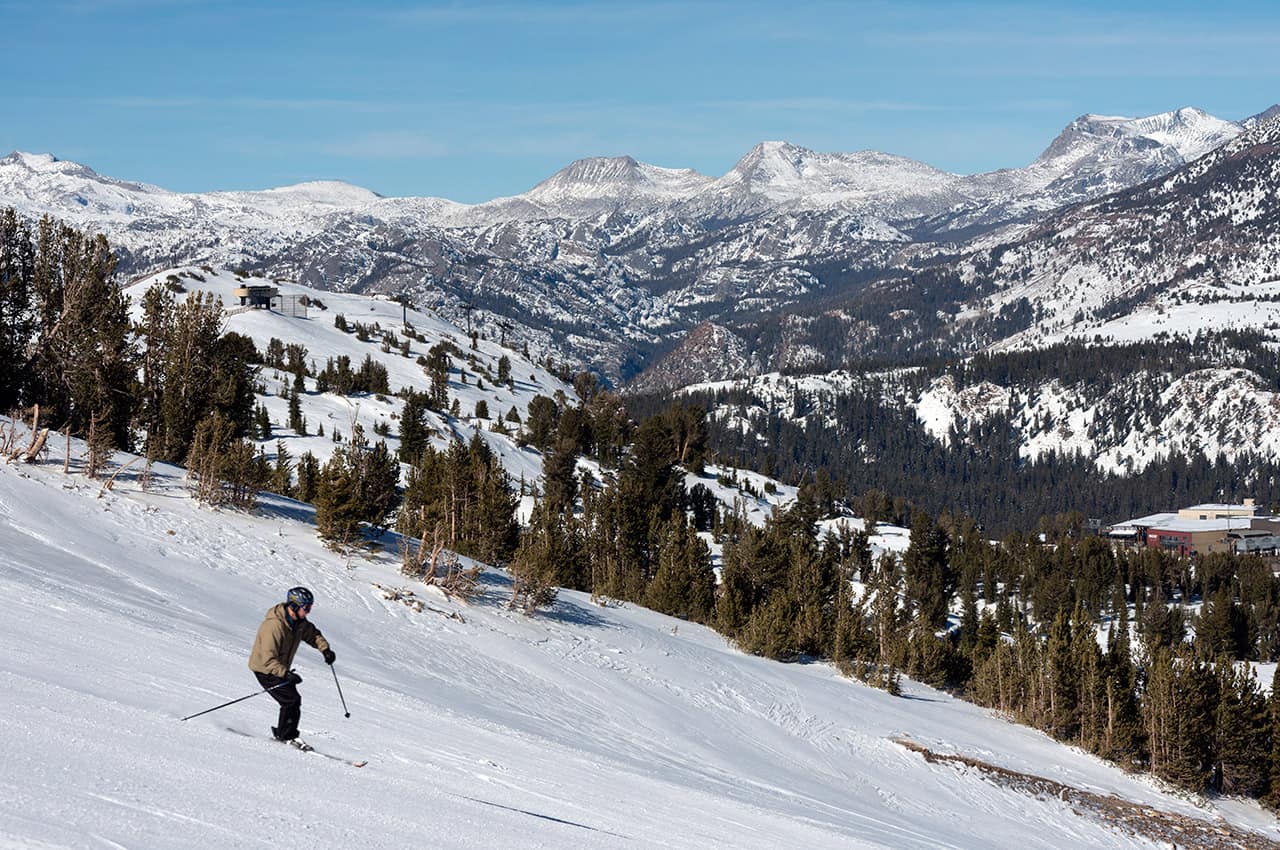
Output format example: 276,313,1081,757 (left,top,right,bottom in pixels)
1243,104,1280,130
542,155,644,187
1,150,98,178
2,150,58,167
628,321,754,394
523,155,711,205
730,141,814,177
1037,107,1239,164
